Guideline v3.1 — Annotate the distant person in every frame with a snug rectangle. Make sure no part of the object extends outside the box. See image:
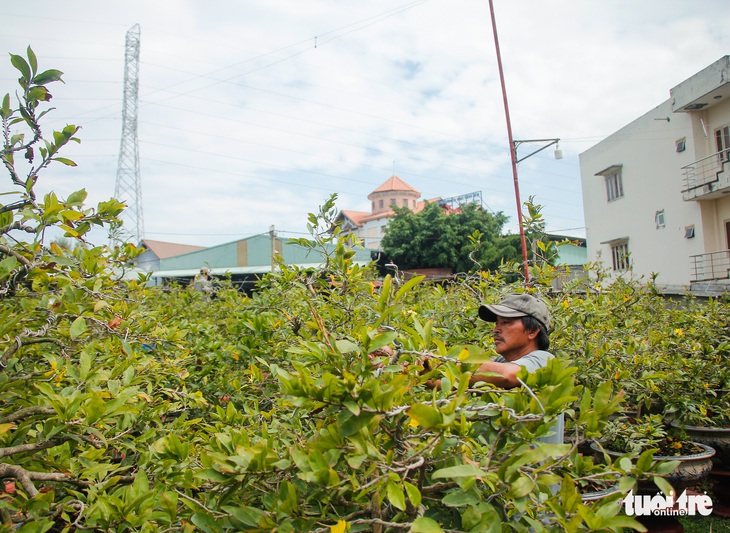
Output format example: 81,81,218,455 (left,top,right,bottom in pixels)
192,268,214,296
